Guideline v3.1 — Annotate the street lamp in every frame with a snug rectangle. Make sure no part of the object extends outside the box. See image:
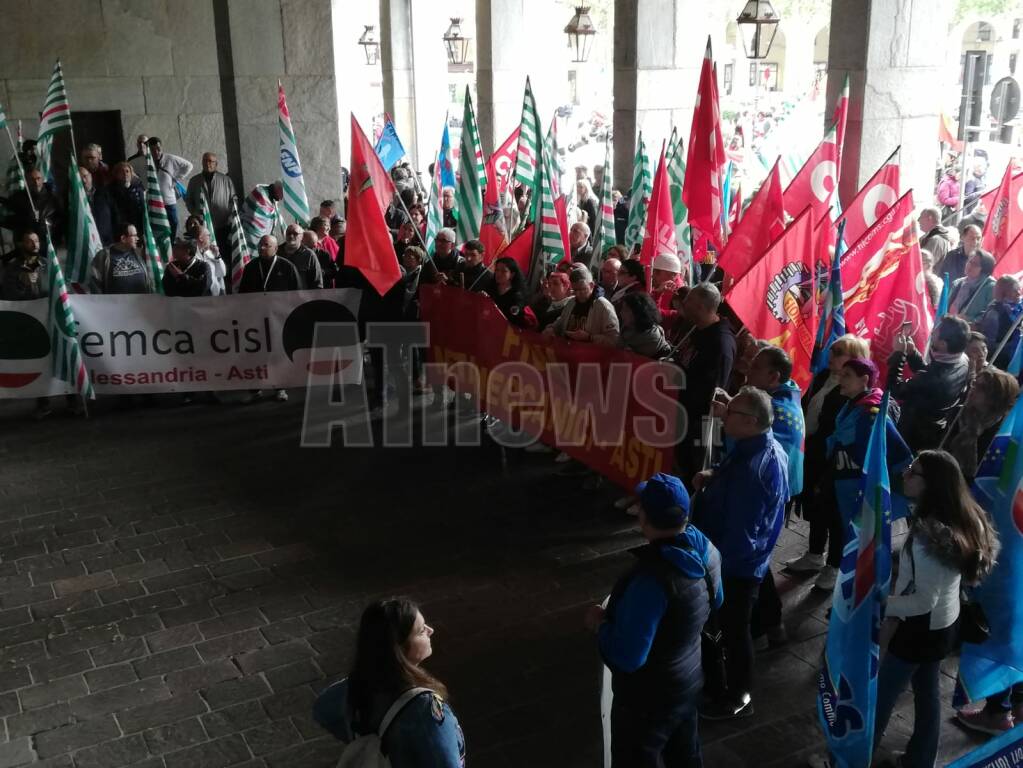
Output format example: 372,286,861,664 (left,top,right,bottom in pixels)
736,0,780,60
358,25,379,66
443,18,471,66
564,6,597,64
